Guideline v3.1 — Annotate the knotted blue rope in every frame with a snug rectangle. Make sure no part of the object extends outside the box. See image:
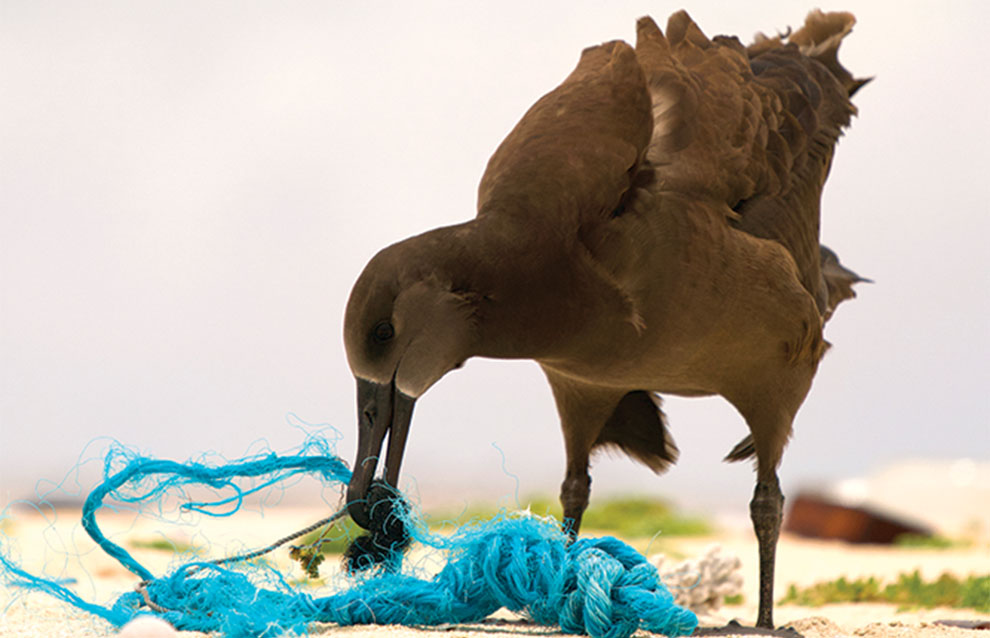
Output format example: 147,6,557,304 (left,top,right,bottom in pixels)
1,437,698,638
